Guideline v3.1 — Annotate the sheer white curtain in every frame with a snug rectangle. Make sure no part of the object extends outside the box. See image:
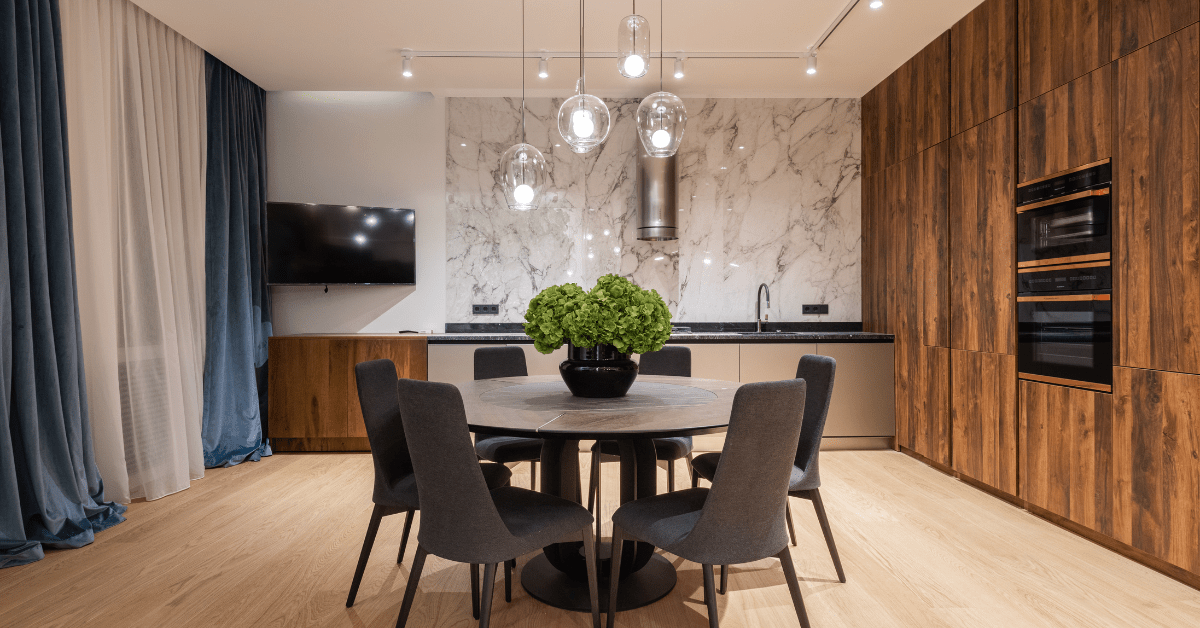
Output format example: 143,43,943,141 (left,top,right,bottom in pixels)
61,0,207,502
